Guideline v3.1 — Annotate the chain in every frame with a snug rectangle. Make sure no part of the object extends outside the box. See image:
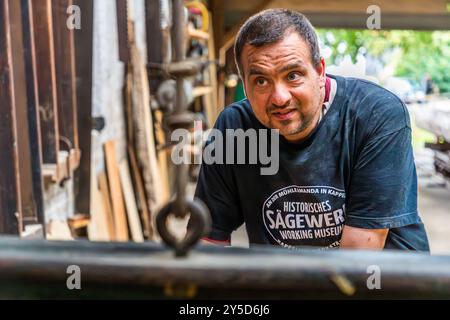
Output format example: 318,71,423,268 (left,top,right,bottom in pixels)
155,0,211,257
